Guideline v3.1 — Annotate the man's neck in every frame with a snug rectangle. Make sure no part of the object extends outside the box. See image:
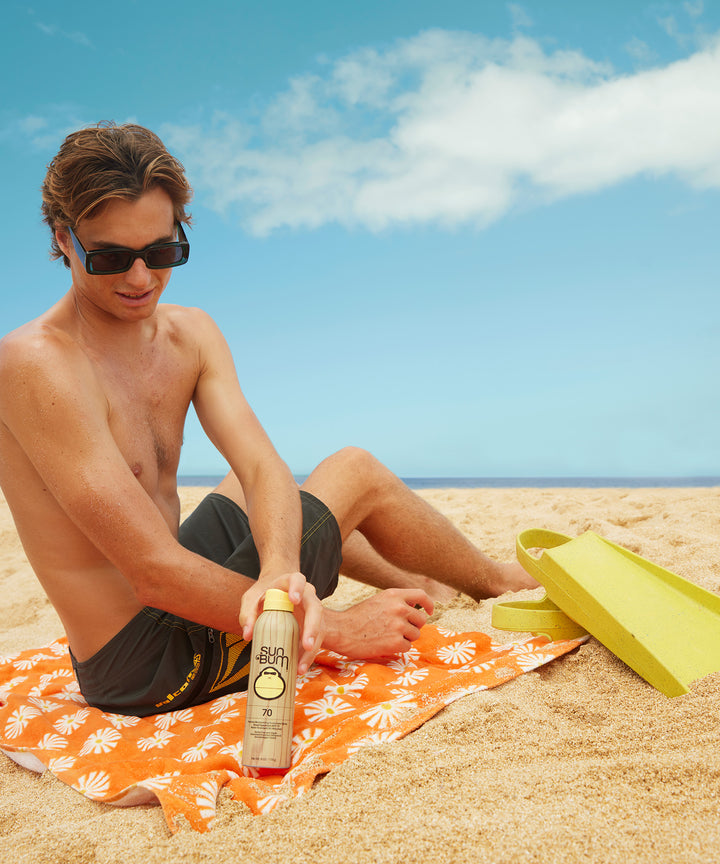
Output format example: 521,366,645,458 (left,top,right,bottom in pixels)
63,288,161,355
